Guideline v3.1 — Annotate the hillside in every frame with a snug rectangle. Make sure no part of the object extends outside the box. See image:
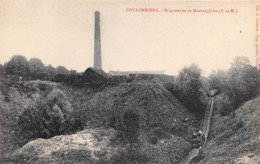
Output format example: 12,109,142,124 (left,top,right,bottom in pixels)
192,96,260,164
1,77,259,164
68,82,197,132
1,80,202,163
